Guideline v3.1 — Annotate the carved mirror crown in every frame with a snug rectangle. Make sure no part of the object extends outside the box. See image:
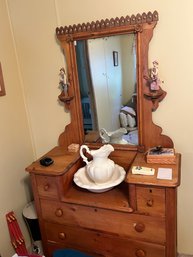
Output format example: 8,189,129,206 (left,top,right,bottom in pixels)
56,11,173,151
